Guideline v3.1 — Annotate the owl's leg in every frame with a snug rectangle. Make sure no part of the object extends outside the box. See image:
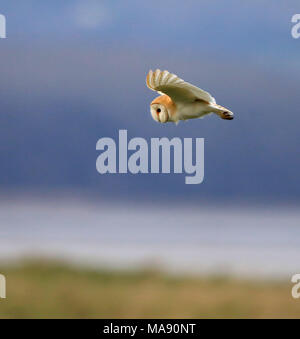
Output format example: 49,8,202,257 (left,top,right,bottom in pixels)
209,103,234,120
